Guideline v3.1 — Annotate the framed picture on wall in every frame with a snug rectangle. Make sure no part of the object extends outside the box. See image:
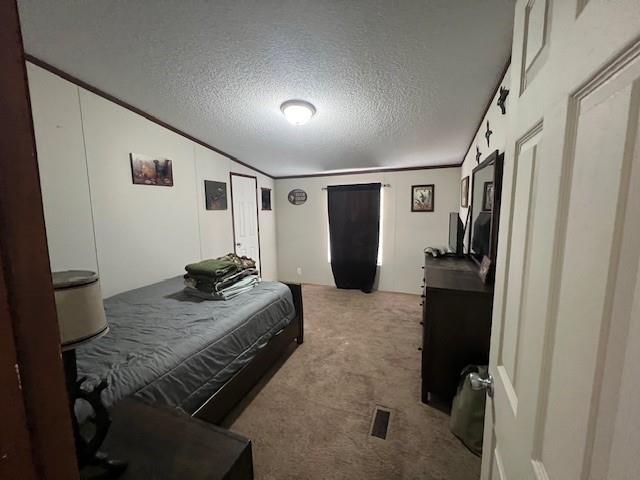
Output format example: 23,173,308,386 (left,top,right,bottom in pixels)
204,180,227,210
482,181,494,211
461,176,469,208
261,188,272,211
411,184,434,212
130,153,173,186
